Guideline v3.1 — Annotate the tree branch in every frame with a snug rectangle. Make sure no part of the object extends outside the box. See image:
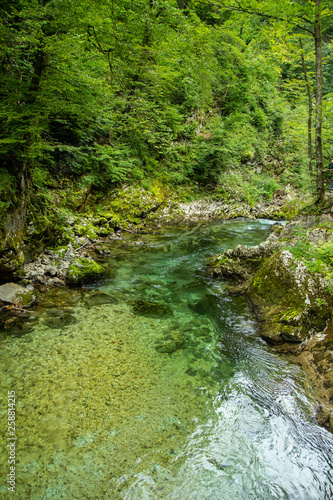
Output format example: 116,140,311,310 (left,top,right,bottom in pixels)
218,2,315,36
